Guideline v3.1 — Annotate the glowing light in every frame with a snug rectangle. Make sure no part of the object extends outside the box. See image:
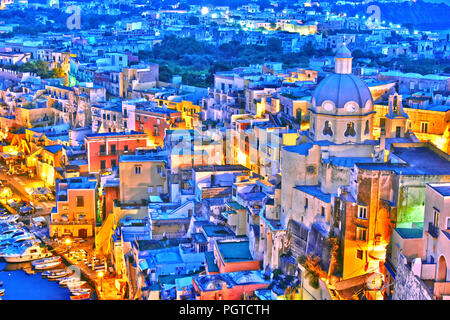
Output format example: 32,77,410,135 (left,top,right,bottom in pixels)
211,13,218,19
201,7,209,15
65,238,72,245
